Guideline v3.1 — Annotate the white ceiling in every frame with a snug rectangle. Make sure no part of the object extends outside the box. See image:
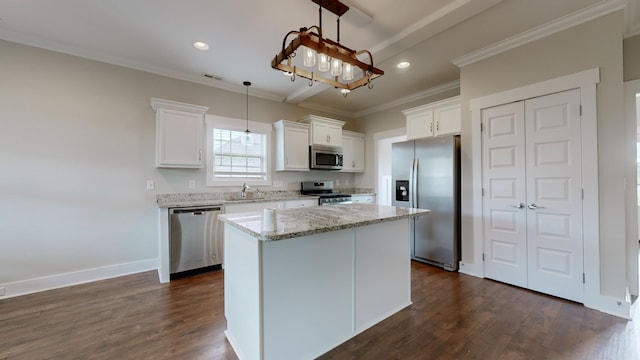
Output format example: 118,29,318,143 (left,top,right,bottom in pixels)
0,0,638,118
